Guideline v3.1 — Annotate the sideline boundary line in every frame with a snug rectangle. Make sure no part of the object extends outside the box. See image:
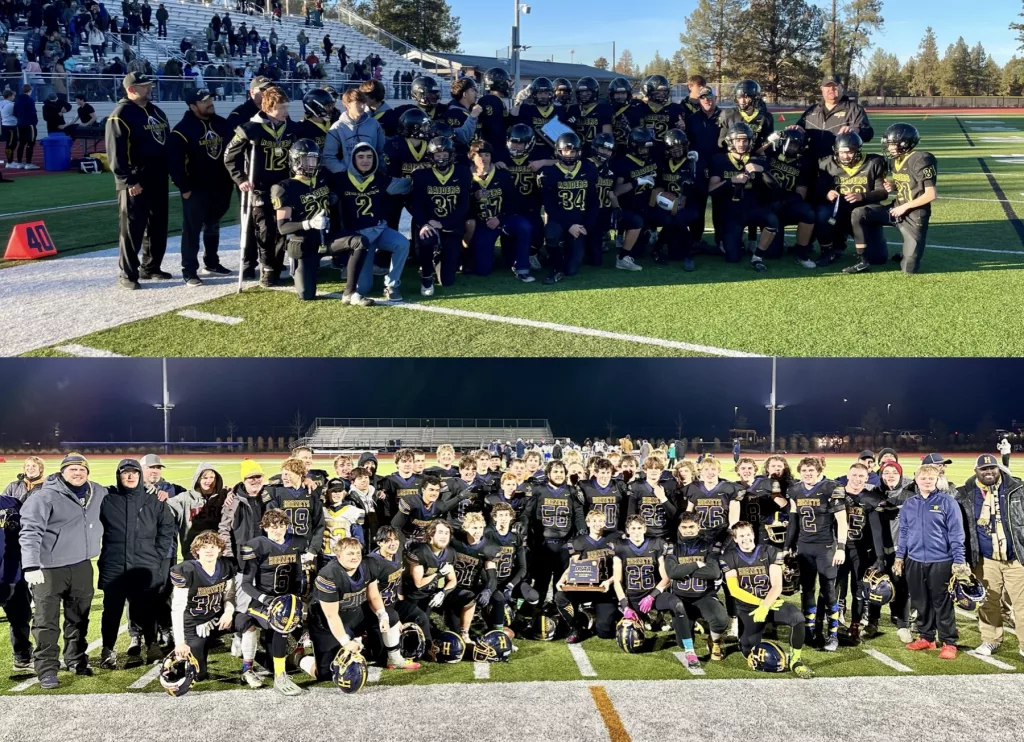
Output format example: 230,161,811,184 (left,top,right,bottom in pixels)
862,648,913,673
955,115,1024,247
